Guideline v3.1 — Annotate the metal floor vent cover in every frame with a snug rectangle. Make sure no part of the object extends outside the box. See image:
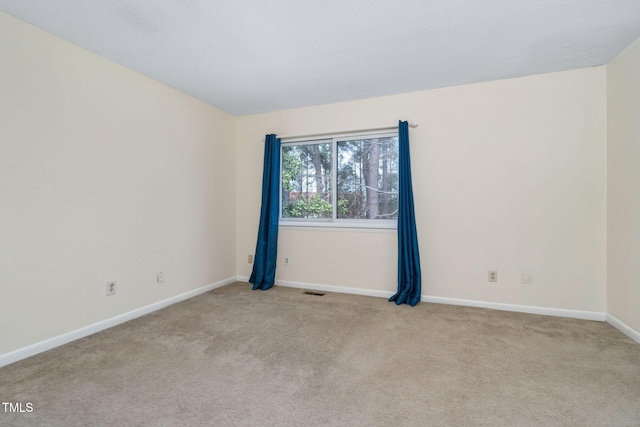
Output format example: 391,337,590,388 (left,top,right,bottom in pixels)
302,291,325,296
